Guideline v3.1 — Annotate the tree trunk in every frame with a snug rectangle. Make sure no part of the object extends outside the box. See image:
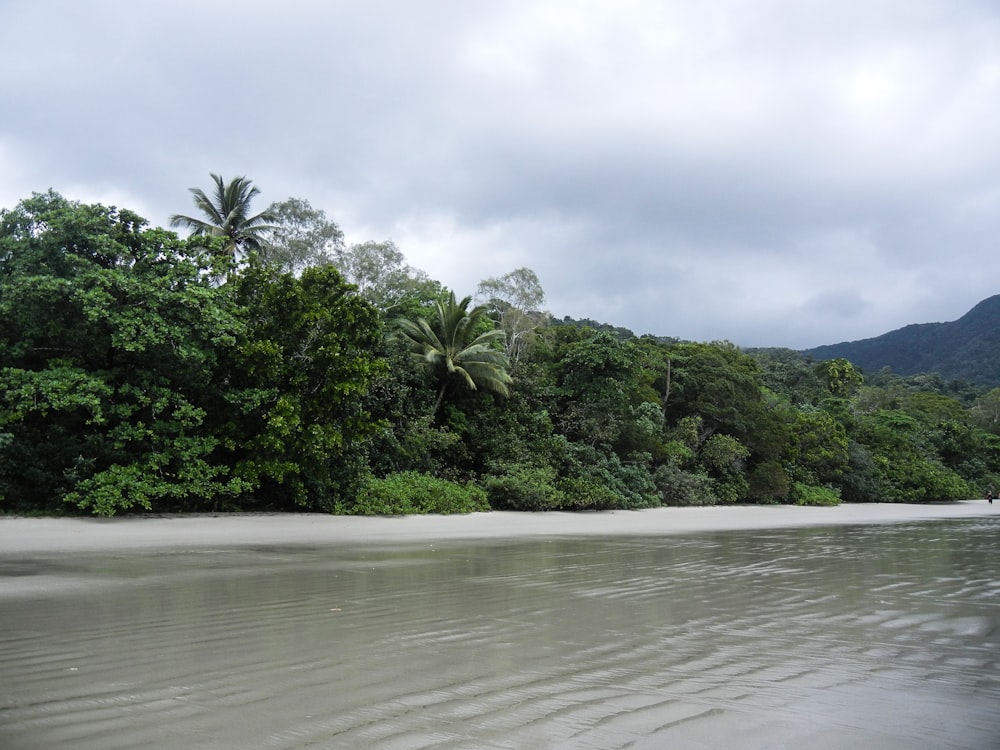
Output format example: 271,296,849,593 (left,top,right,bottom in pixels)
433,381,449,414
